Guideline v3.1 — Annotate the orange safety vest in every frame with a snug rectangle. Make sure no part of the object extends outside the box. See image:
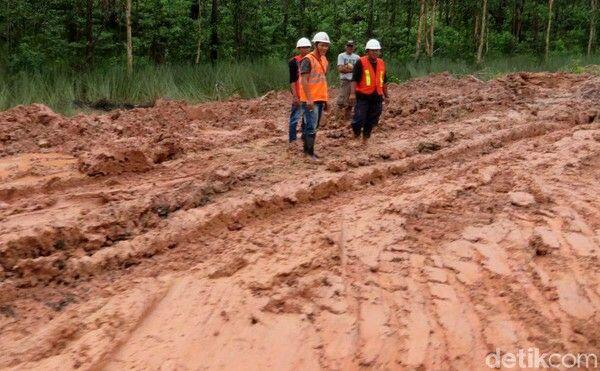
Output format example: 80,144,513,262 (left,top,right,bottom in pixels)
291,55,303,97
355,56,385,96
299,52,329,102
